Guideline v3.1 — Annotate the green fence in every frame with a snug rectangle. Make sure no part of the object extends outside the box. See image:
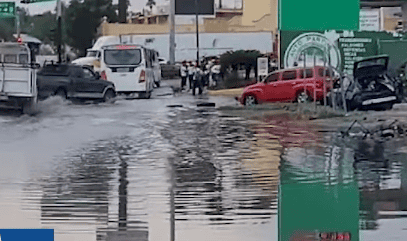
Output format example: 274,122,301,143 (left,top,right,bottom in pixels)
280,30,404,75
